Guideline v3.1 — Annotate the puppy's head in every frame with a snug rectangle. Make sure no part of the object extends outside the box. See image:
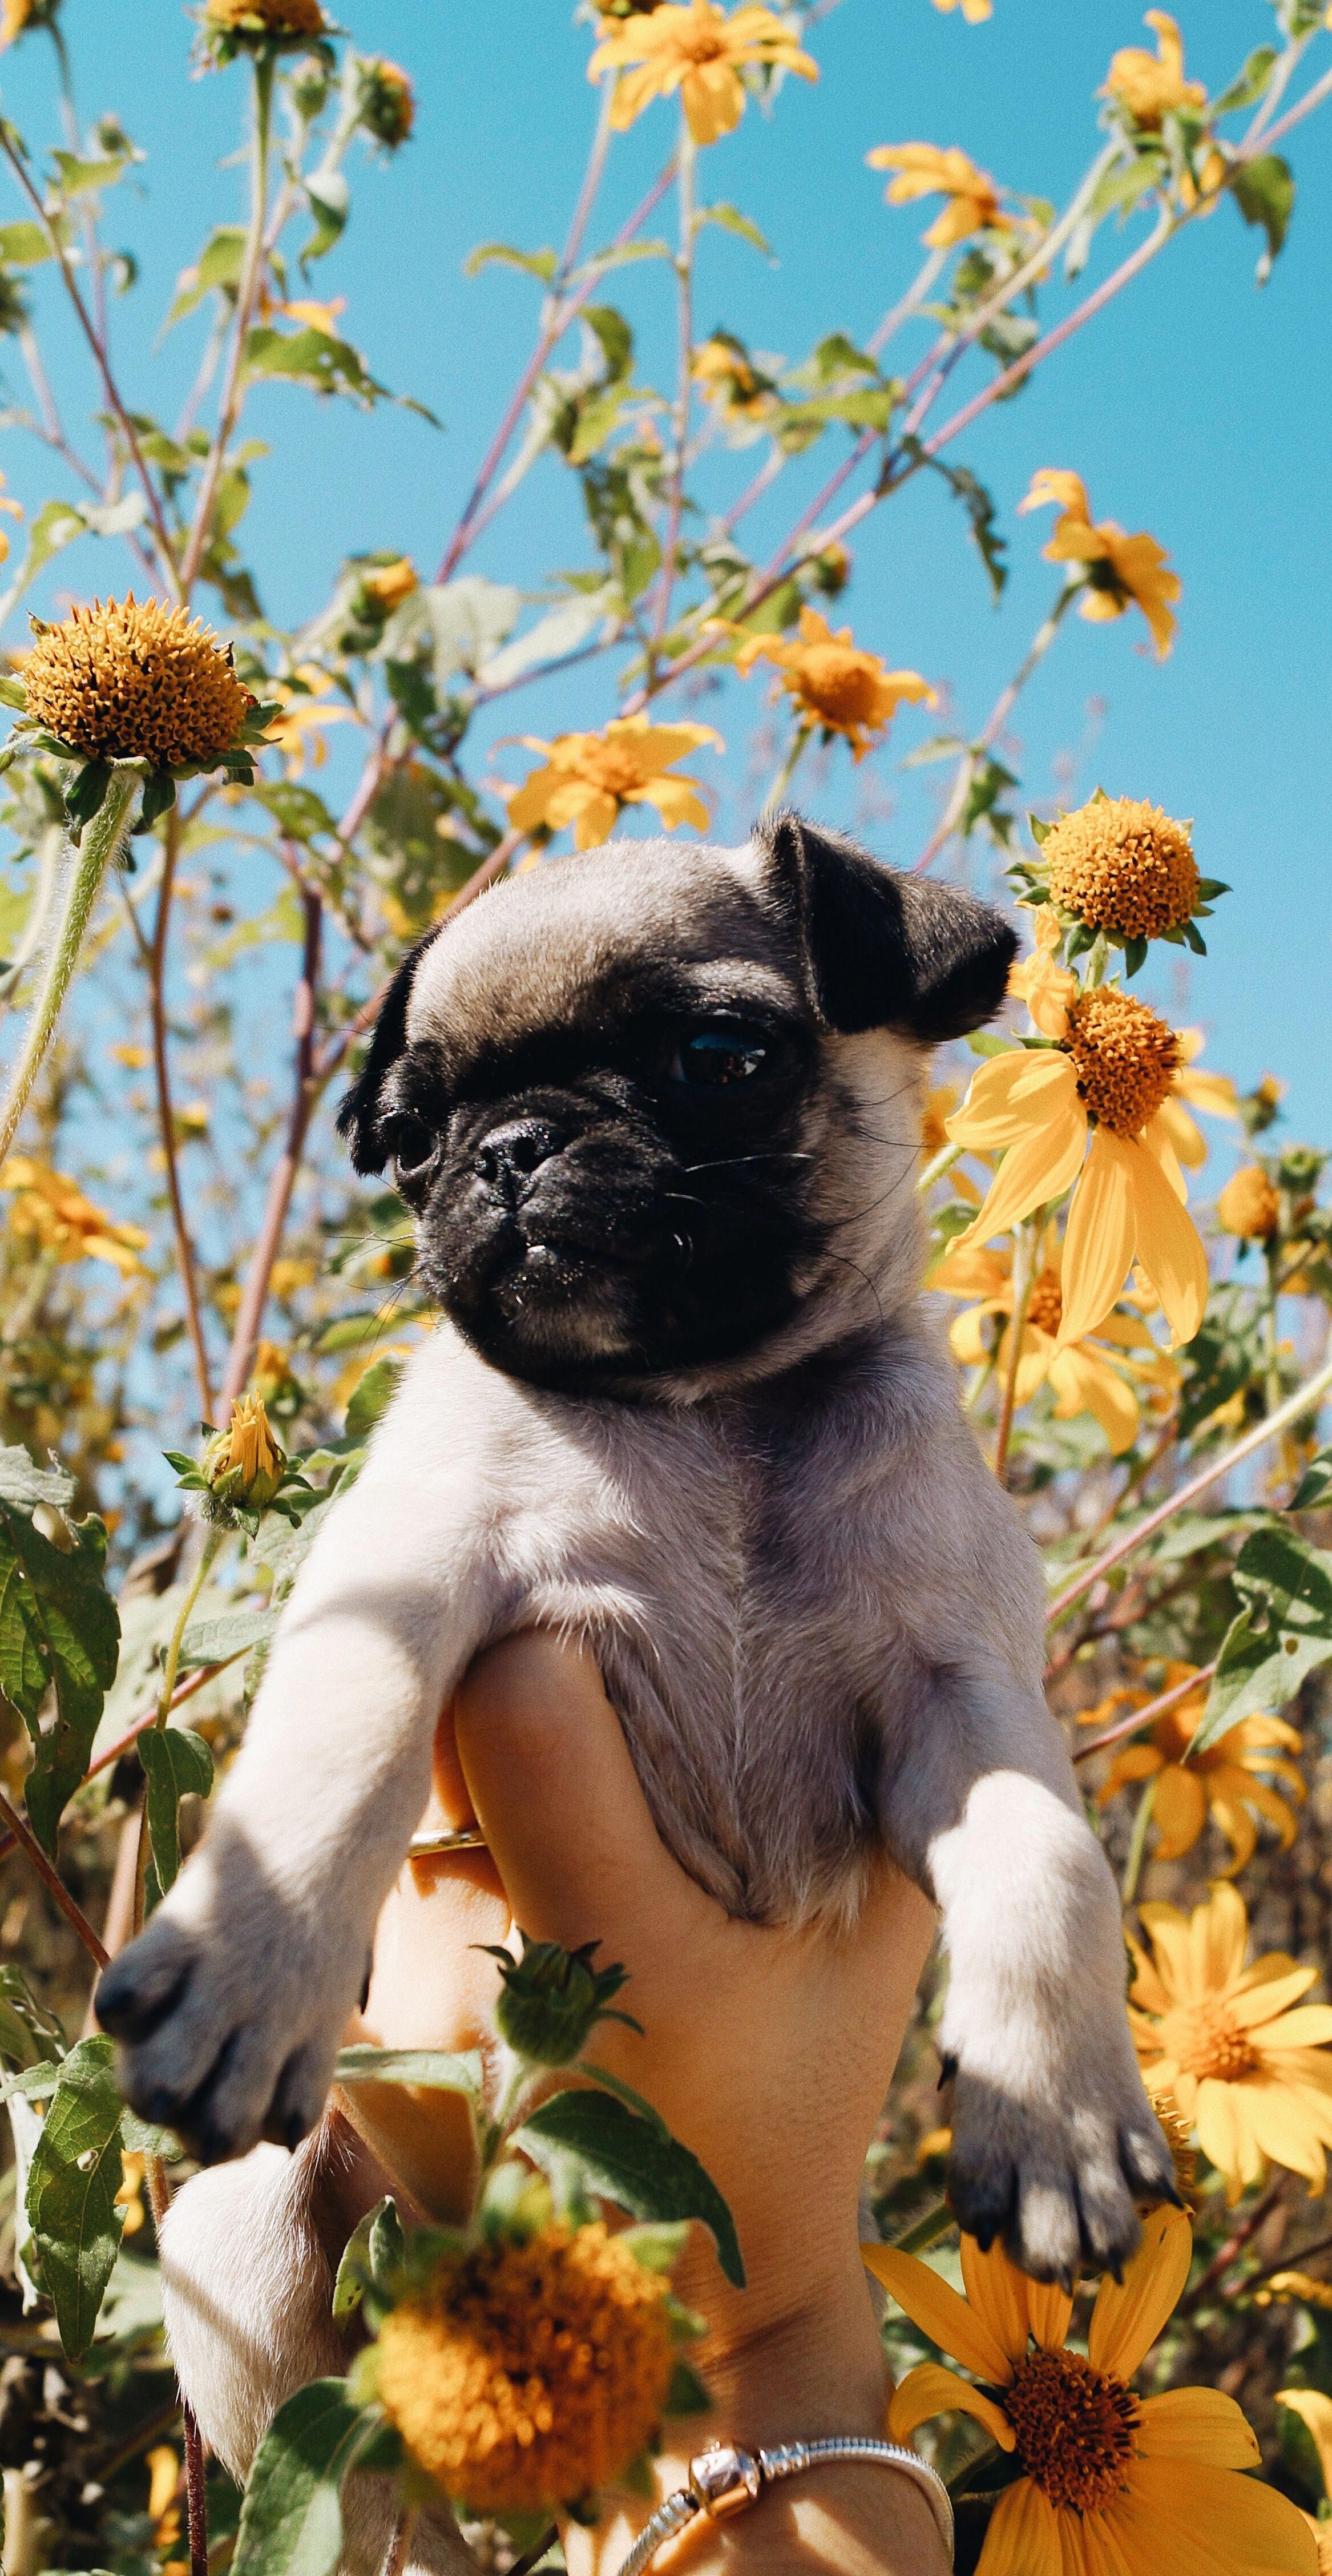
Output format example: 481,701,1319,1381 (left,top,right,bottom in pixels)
338,816,1015,1392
